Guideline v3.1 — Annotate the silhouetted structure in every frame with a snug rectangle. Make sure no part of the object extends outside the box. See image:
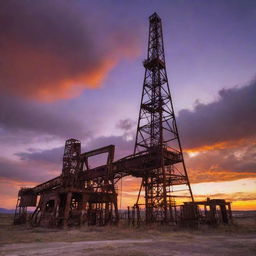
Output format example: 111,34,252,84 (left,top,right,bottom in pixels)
133,12,194,224
14,141,119,227
14,13,232,228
